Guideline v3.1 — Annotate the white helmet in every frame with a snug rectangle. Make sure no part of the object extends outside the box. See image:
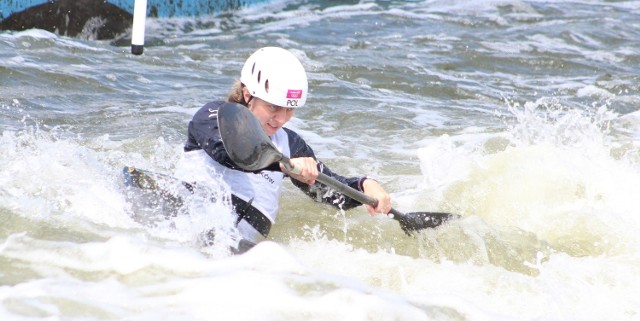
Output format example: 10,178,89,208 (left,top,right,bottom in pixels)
240,47,308,108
